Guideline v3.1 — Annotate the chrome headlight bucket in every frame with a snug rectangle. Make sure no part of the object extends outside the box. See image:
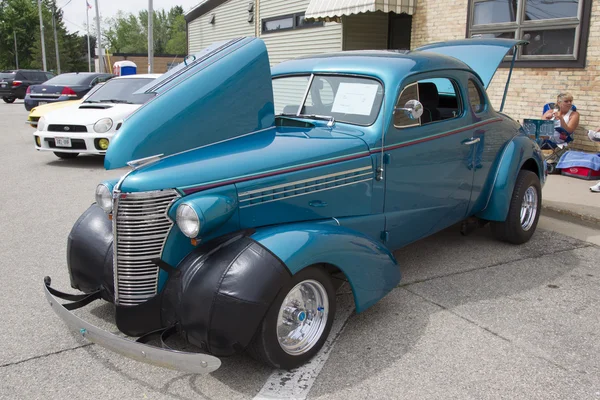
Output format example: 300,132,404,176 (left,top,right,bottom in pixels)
176,203,201,238
94,118,113,133
95,184,113,213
